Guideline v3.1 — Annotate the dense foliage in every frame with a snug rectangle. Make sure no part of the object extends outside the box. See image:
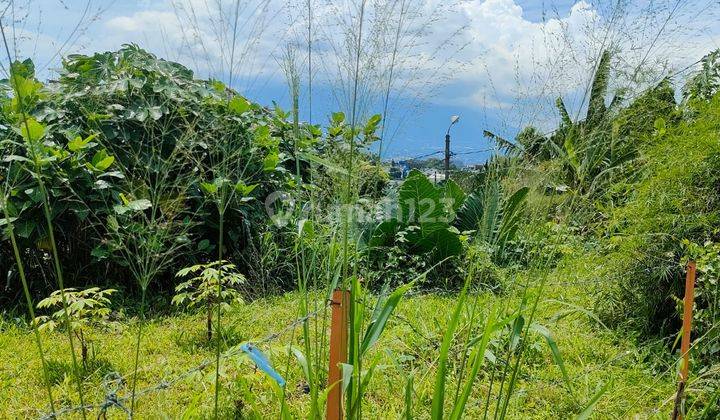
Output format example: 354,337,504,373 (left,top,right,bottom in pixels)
2,41,720,418
503,49,720,372
0,45,324,302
